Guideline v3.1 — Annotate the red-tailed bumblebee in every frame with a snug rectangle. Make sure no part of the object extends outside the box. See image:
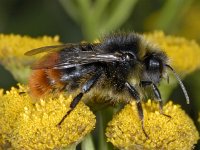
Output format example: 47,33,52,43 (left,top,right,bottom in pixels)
25,32,190,137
